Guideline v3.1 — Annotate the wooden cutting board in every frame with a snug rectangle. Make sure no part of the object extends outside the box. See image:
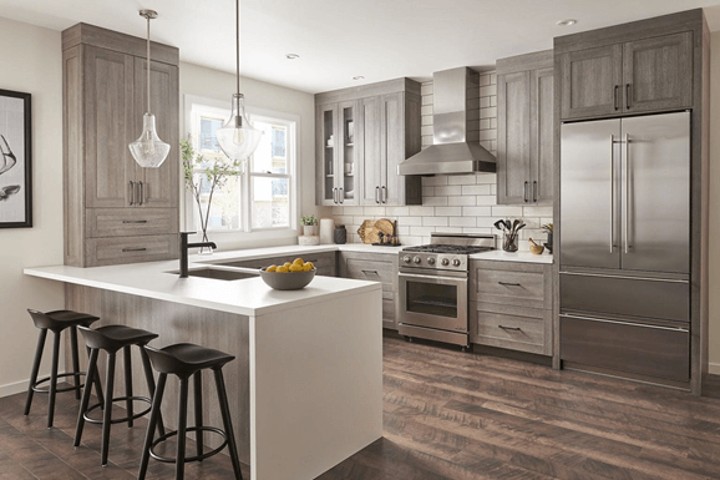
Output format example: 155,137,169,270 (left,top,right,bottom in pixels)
357,218,394,244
